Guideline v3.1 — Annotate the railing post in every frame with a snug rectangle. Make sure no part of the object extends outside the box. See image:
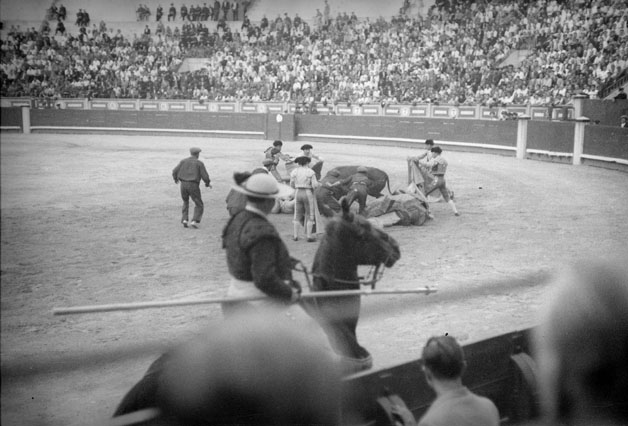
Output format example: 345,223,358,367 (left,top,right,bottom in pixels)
572,93,589,118
21,106,31,134
573,117,590,165
516,115,531,159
